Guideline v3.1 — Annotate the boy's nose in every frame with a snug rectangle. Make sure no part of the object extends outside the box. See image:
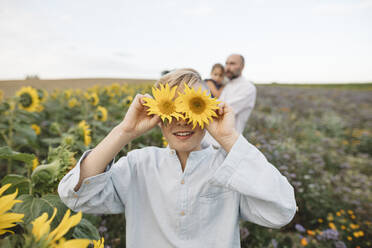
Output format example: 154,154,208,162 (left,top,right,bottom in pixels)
176,118,188,126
